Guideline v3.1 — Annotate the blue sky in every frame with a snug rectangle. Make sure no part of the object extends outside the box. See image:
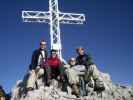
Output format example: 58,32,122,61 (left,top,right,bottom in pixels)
0,0,133,93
